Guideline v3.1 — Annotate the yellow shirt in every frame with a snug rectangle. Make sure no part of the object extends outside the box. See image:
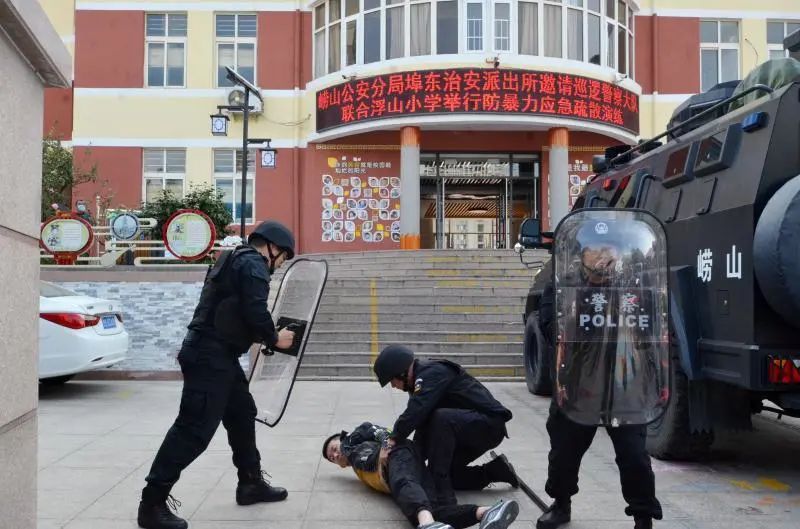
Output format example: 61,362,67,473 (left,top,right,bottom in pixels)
353,465,390,494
